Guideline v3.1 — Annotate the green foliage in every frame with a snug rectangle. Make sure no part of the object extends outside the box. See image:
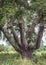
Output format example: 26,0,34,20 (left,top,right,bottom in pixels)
0,0,26,26
0,44,10,52
0,52,20,60
0,44,17,52
33,51,46,62
32,0,46,17
41,52,46,59
0,51,46,65
37,46,46,51
8,46,15,51
0,44,6,52
0,0,46,26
